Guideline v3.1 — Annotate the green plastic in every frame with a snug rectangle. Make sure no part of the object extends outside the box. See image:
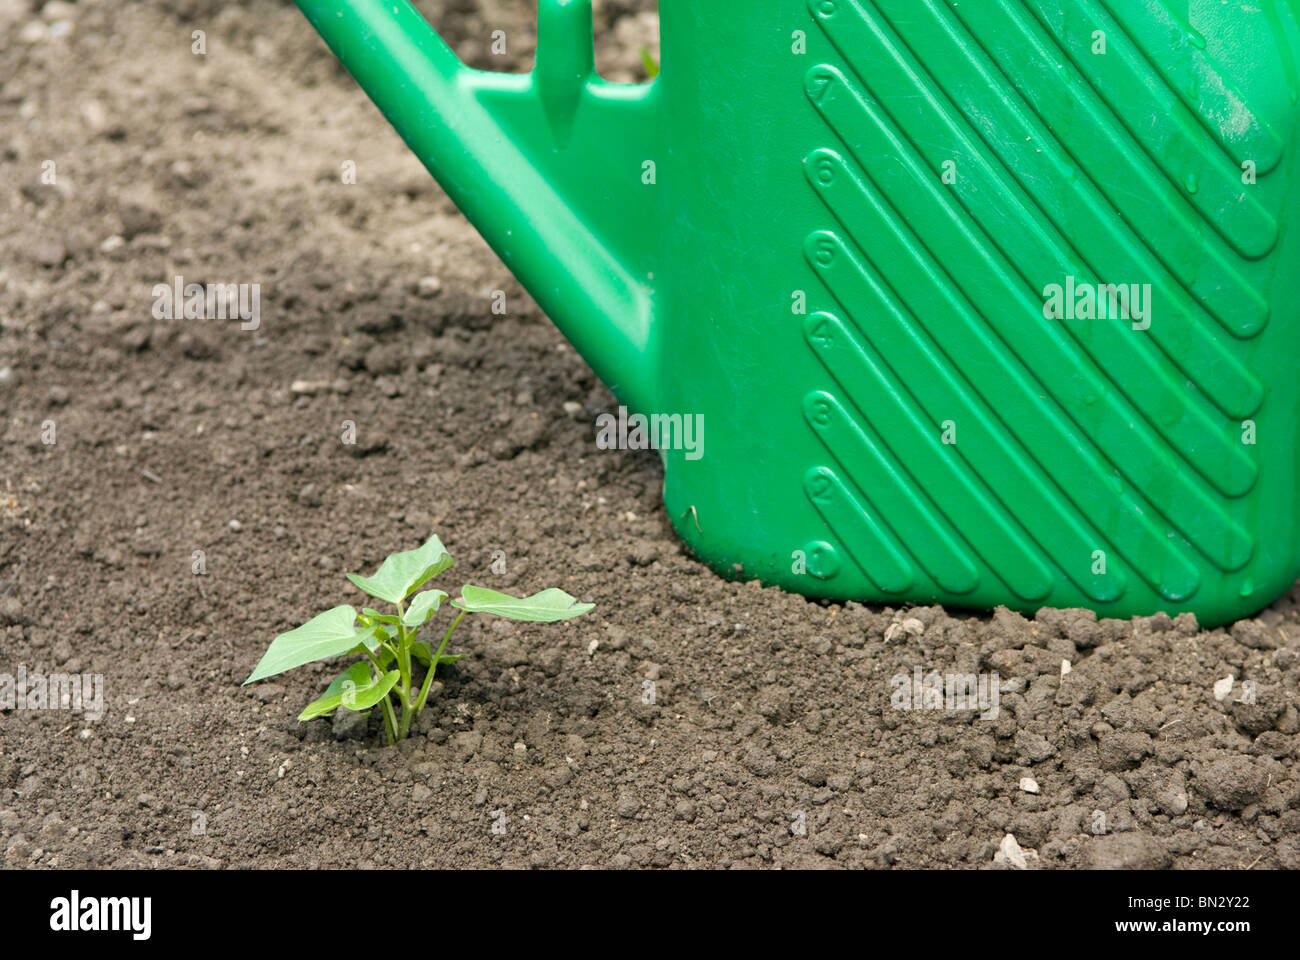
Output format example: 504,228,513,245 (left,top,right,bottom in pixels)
295,0,1300,627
